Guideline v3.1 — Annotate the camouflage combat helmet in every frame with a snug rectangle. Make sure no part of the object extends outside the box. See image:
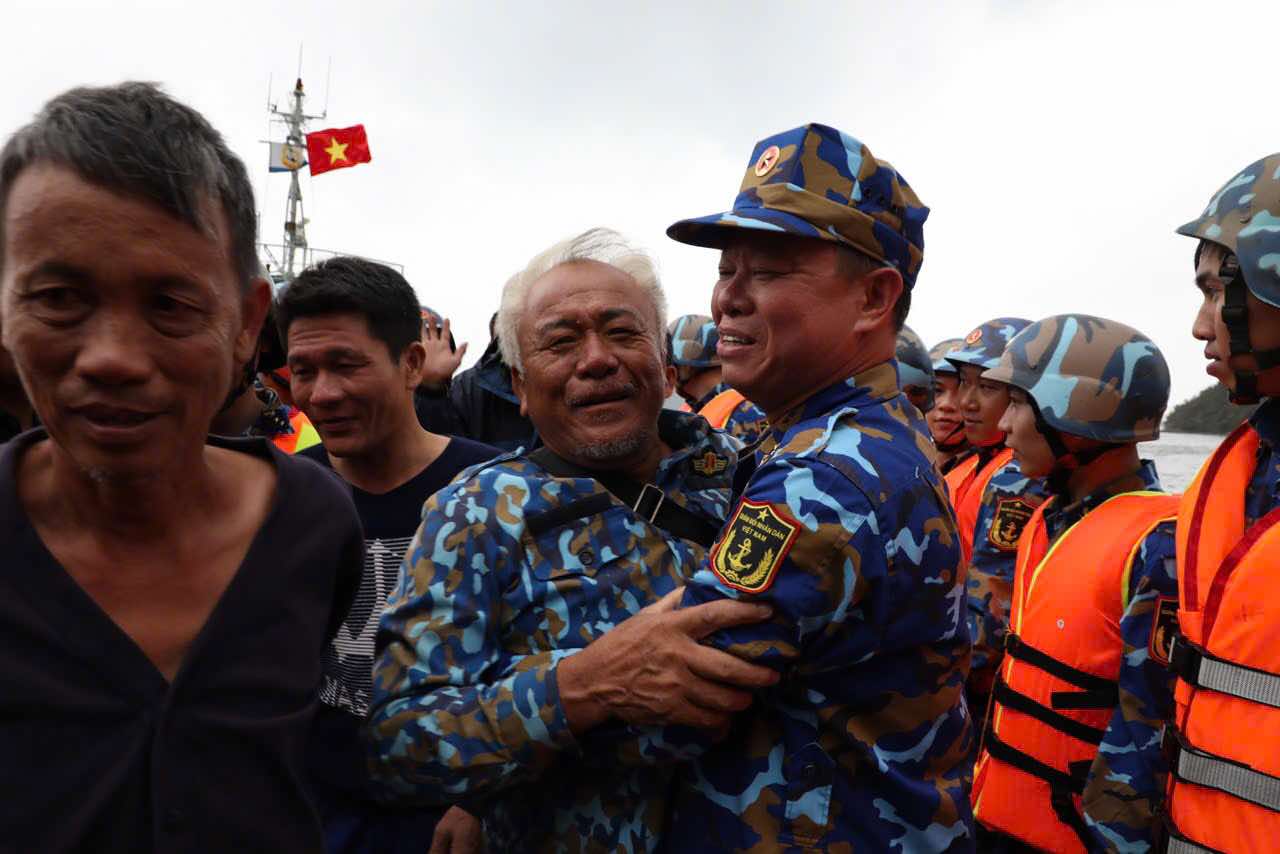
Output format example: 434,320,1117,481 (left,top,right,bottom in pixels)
1177,153,1280,402
983,314,1170,444
668,314,720,369
945,318,1033,373
930,338,964,376
667,123,929,288
896,325,935,411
